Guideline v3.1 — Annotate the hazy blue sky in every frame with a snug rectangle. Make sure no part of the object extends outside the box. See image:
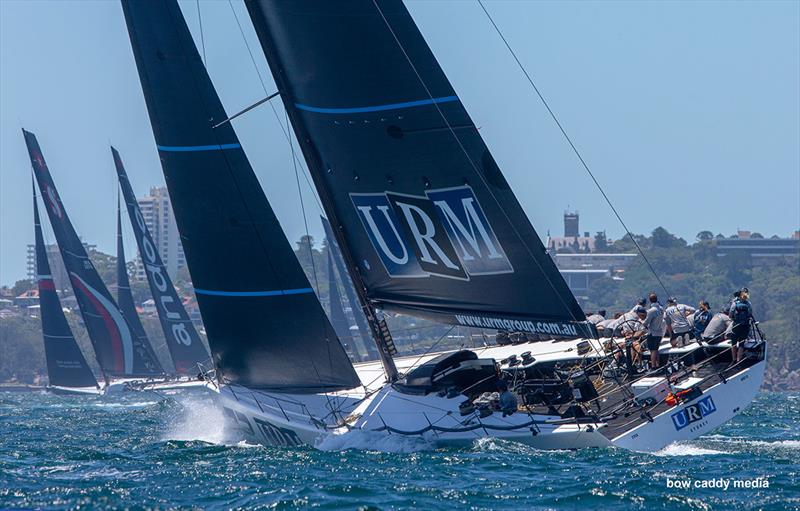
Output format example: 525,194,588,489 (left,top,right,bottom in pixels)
1,0,798,286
